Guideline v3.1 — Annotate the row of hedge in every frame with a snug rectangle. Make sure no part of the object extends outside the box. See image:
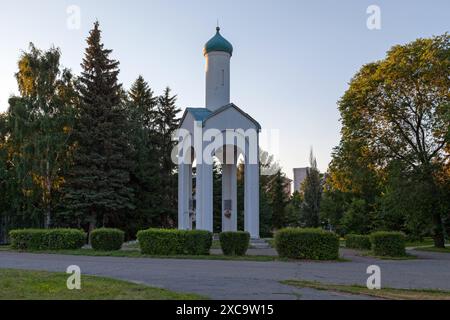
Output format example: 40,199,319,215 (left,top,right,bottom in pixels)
9,228,126,251
137,229,252,256
10,227,371,260
8,227,252,257
345,232,406,256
